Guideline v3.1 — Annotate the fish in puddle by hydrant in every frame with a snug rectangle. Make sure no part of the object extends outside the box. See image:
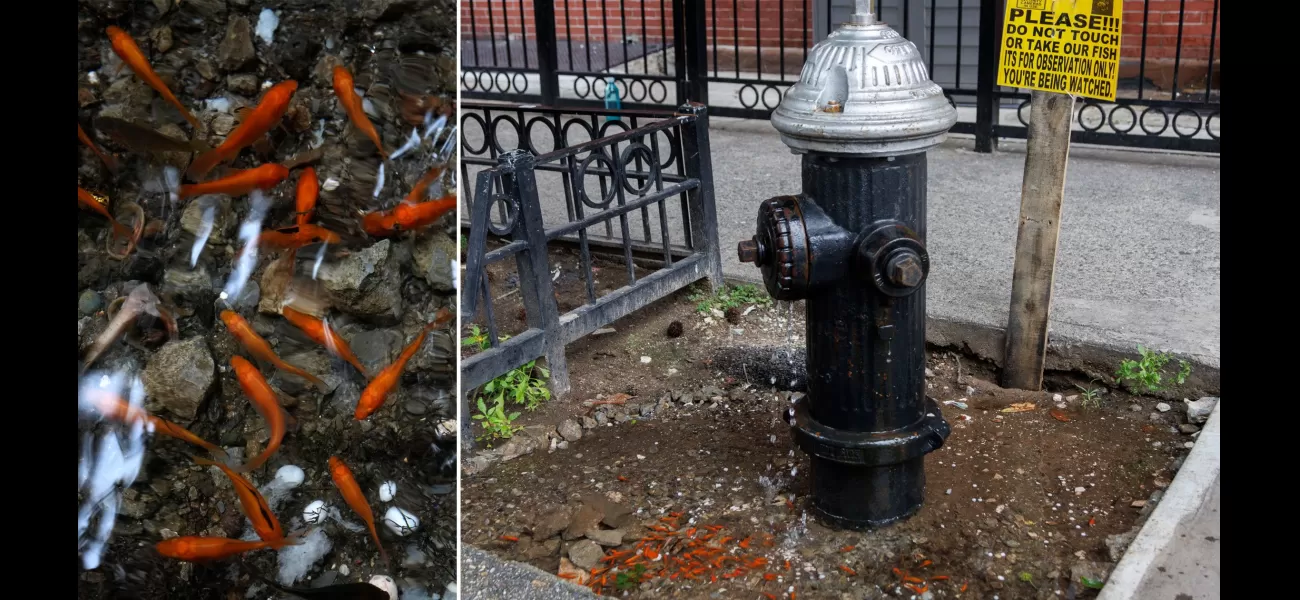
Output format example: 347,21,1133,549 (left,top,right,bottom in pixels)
328,456,389,566
230,356,296,473
186,80,298,179
105,26,201,128
220,310,328,391
280,307,370,378
178,163,290,200
355,308,454,420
